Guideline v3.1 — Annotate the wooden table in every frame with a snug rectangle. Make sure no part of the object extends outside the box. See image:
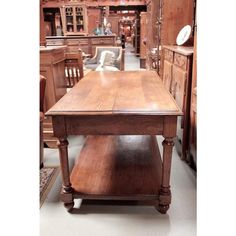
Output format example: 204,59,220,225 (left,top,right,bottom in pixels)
46,71,182,214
